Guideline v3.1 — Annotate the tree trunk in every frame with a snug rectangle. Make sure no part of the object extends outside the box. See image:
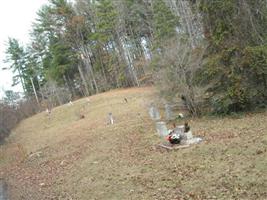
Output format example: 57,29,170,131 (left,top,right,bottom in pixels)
115,32,140,87
80,45,99,93
77,63,90,96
